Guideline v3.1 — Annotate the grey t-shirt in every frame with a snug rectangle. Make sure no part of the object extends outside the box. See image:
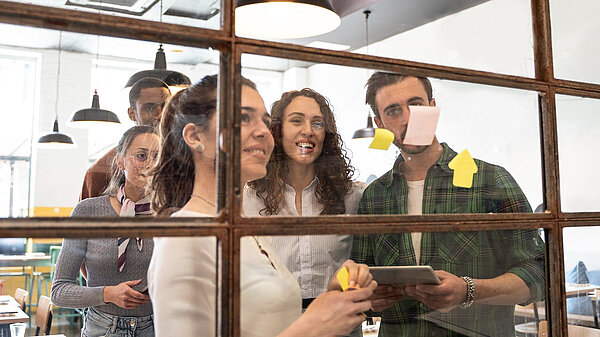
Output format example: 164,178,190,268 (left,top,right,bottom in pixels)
50,195,154,317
